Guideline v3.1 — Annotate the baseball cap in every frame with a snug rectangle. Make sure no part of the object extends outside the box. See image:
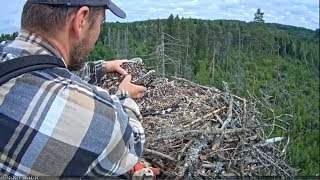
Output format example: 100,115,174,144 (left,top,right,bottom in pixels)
27,0,126,19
